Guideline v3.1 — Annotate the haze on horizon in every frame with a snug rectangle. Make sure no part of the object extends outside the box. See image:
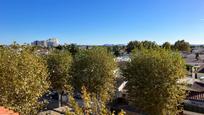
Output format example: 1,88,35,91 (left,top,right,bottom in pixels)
0,0,204,45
